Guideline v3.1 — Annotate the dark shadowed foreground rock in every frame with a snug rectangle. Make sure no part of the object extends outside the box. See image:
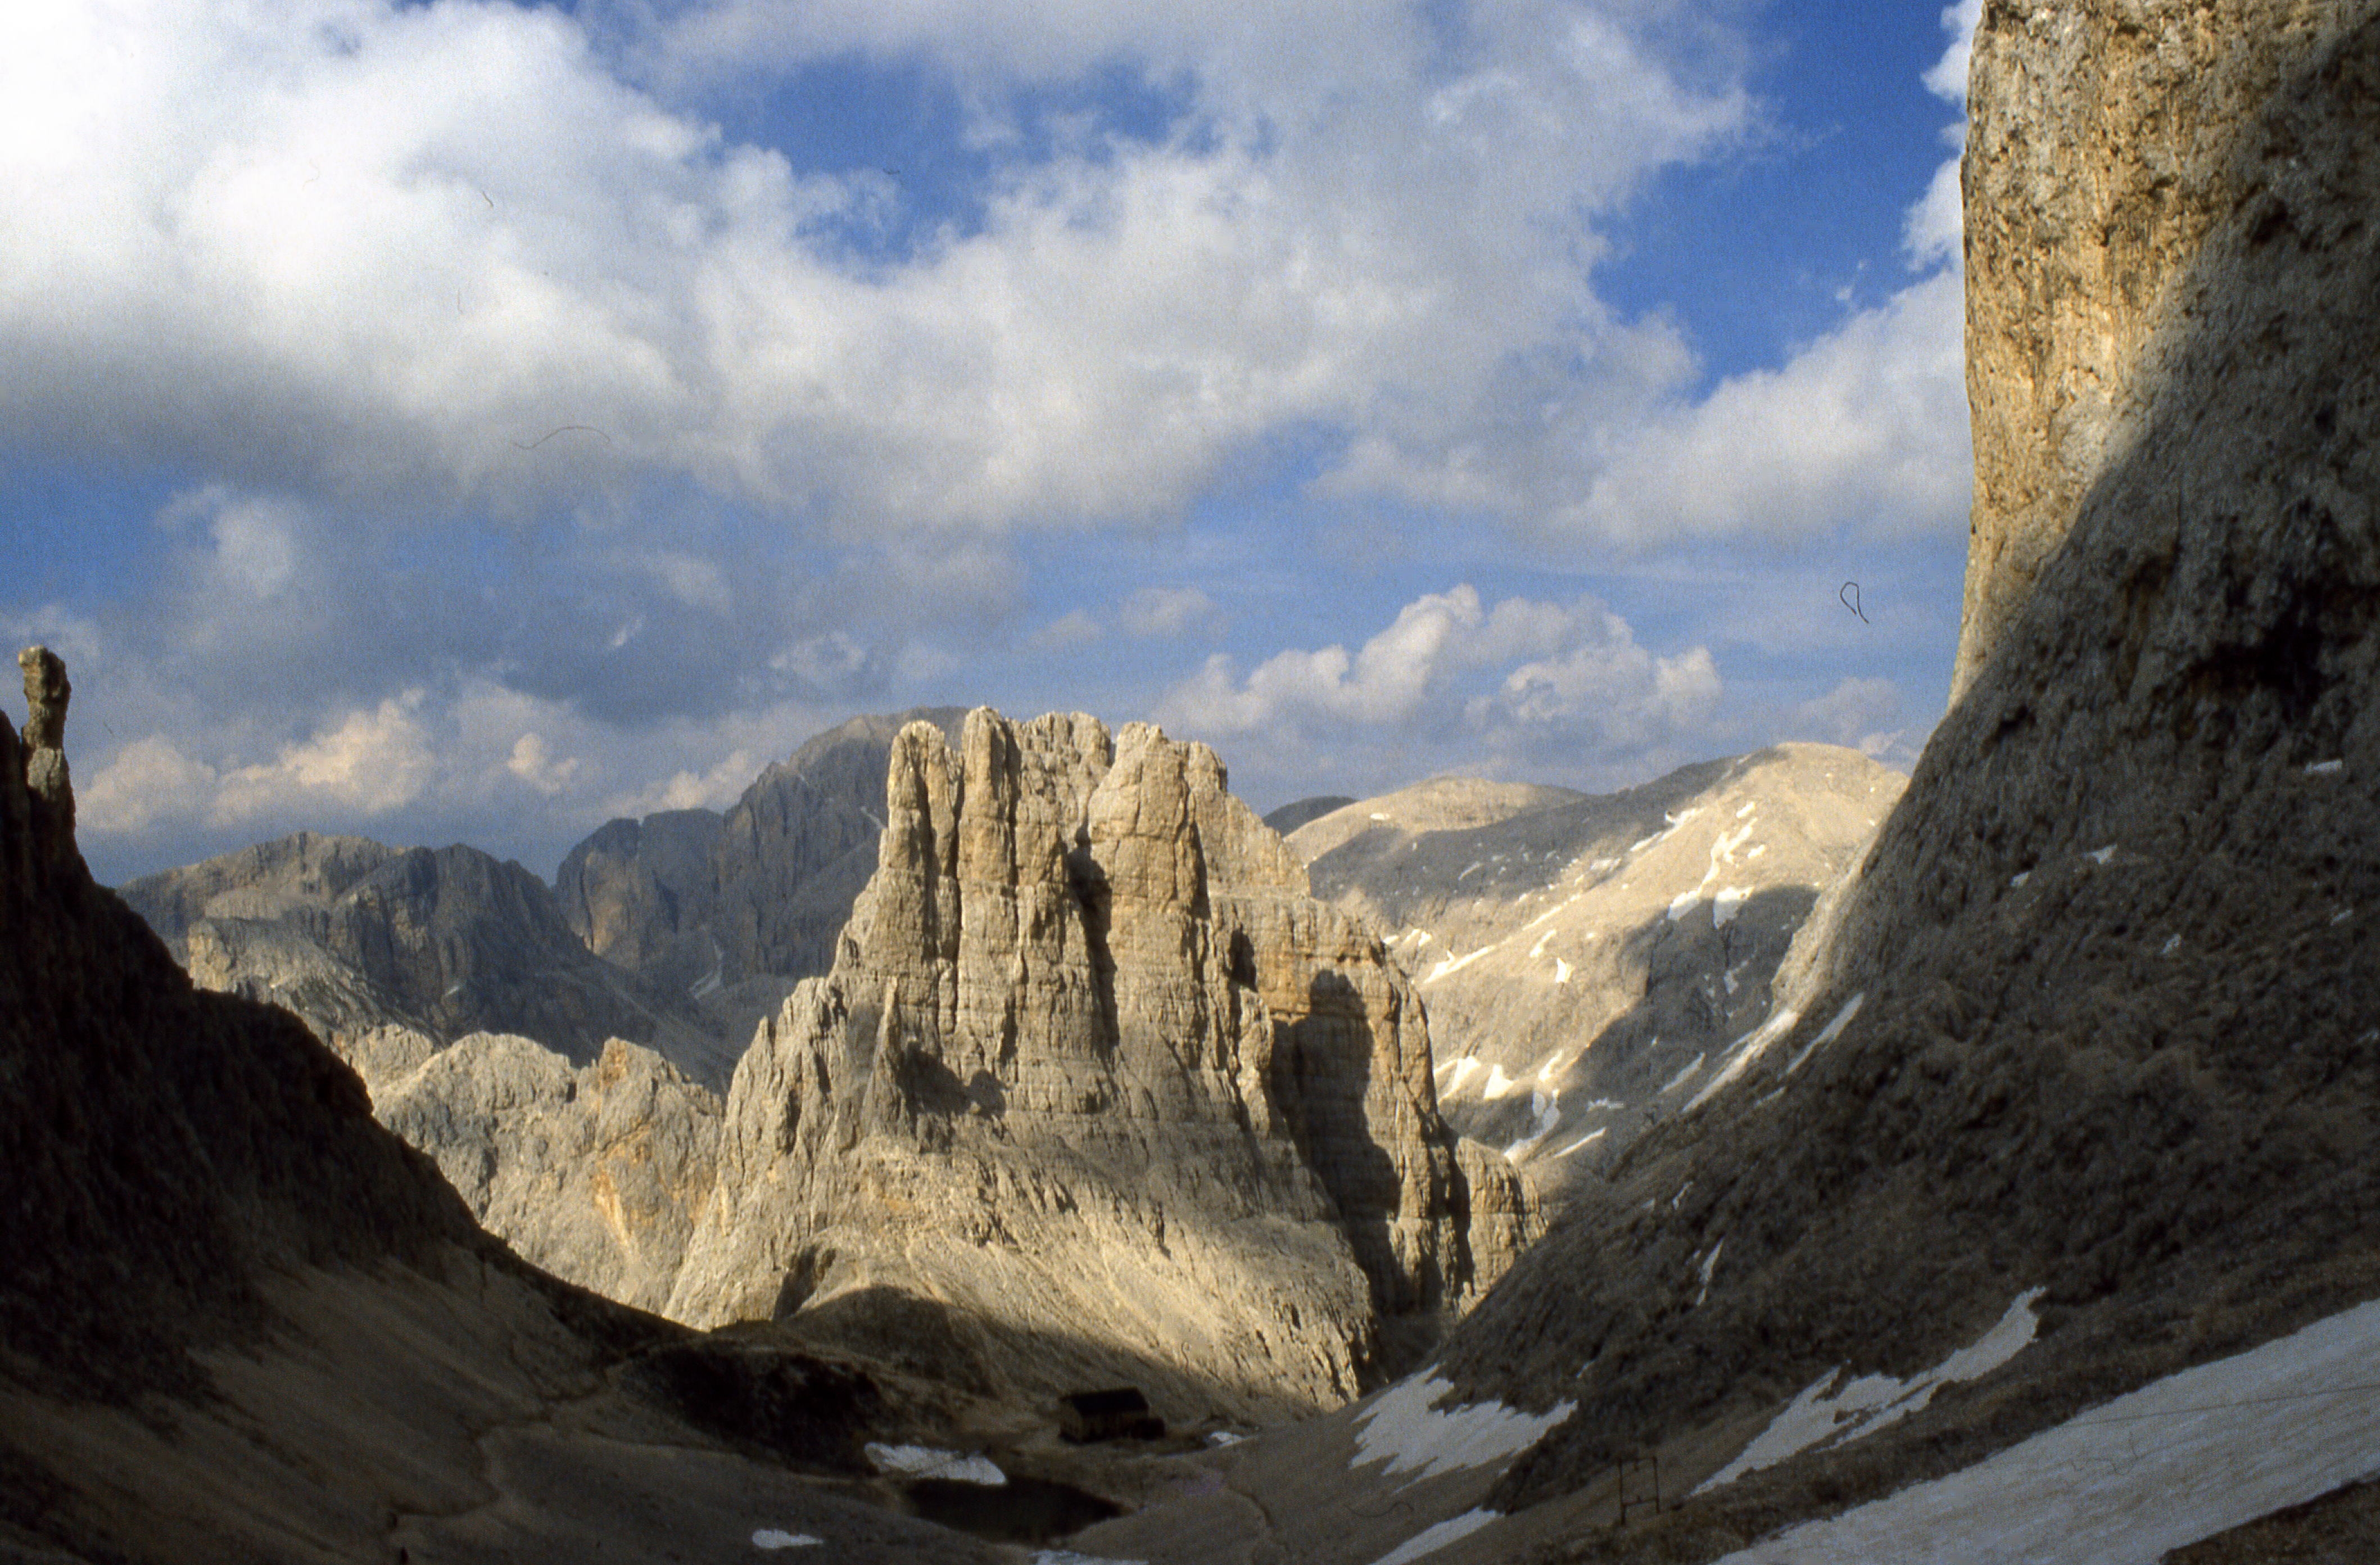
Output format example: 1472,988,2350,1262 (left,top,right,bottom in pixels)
668,710,1534,1423
0,651,1000,1565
